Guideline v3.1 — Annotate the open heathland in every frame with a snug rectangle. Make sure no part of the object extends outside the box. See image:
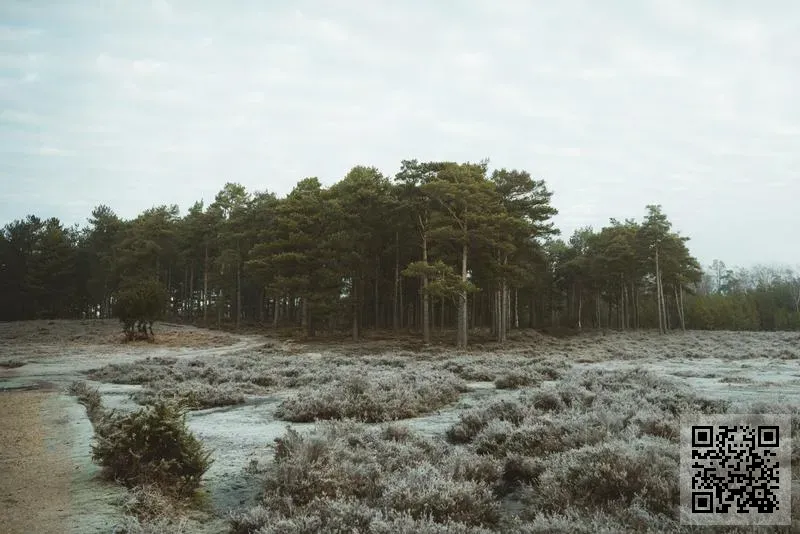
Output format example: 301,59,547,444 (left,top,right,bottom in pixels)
1,320,799,533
